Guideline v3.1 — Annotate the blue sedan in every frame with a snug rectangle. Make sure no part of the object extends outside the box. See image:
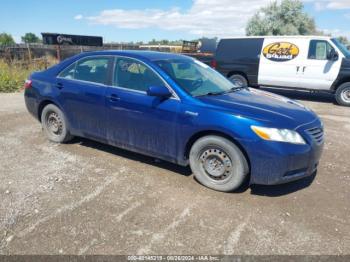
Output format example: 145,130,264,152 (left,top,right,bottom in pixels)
24,51,324,192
